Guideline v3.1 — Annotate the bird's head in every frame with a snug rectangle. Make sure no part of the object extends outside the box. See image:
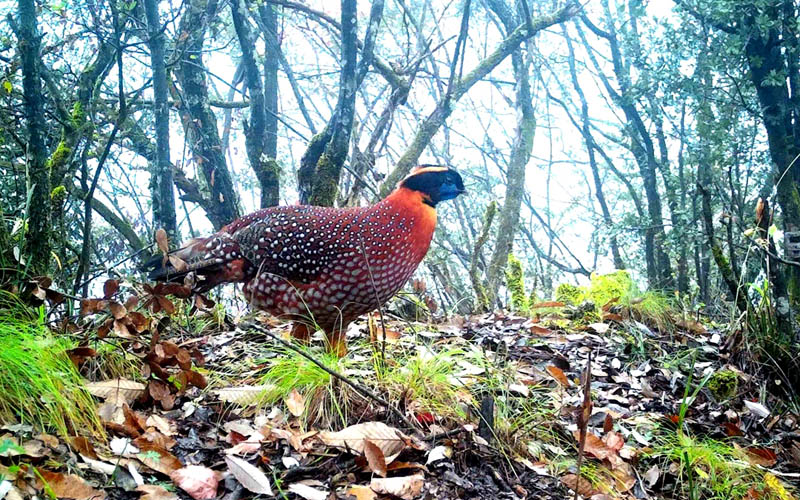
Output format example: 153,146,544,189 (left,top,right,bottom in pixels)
399,165,466,207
